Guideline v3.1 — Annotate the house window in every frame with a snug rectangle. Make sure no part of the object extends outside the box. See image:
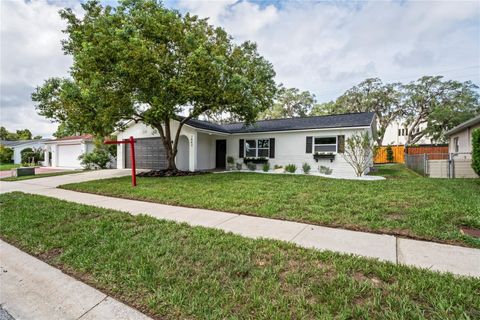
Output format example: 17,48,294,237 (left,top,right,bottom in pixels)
453,137,459,153
314,136,337,153
245,139,269,157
